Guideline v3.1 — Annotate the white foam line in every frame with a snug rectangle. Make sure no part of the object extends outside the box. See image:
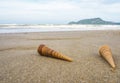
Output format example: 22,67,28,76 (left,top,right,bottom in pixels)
0,25,120,33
